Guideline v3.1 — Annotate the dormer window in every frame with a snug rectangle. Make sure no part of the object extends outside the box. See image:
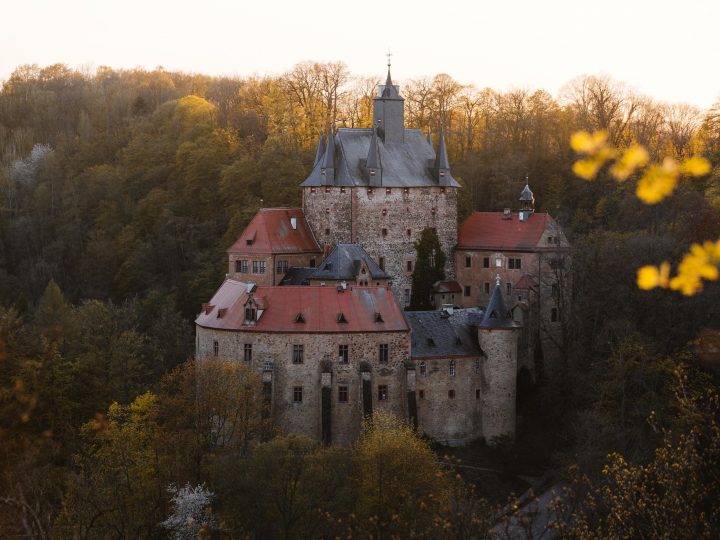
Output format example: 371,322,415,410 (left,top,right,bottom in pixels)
374,312,384,323
246,238,253,246
337,313,348,323
295,313,305,323
245,307,256,322
427,337,435,347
